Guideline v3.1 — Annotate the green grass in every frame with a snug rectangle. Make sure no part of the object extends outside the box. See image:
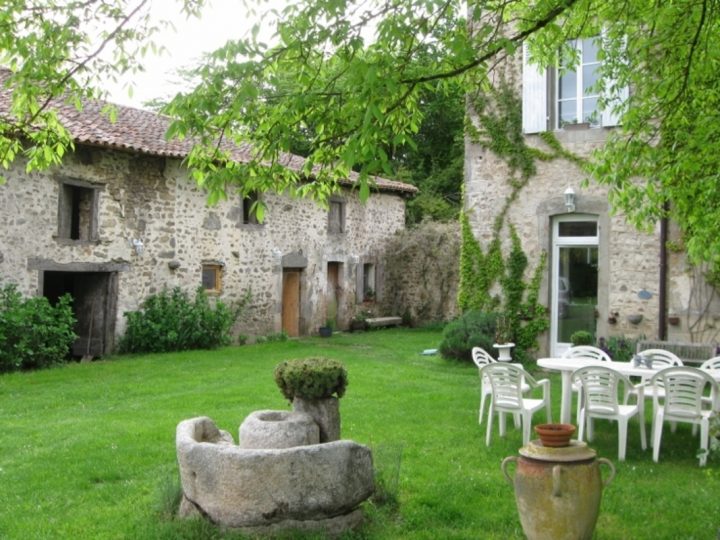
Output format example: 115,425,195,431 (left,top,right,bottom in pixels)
1,328,718,539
